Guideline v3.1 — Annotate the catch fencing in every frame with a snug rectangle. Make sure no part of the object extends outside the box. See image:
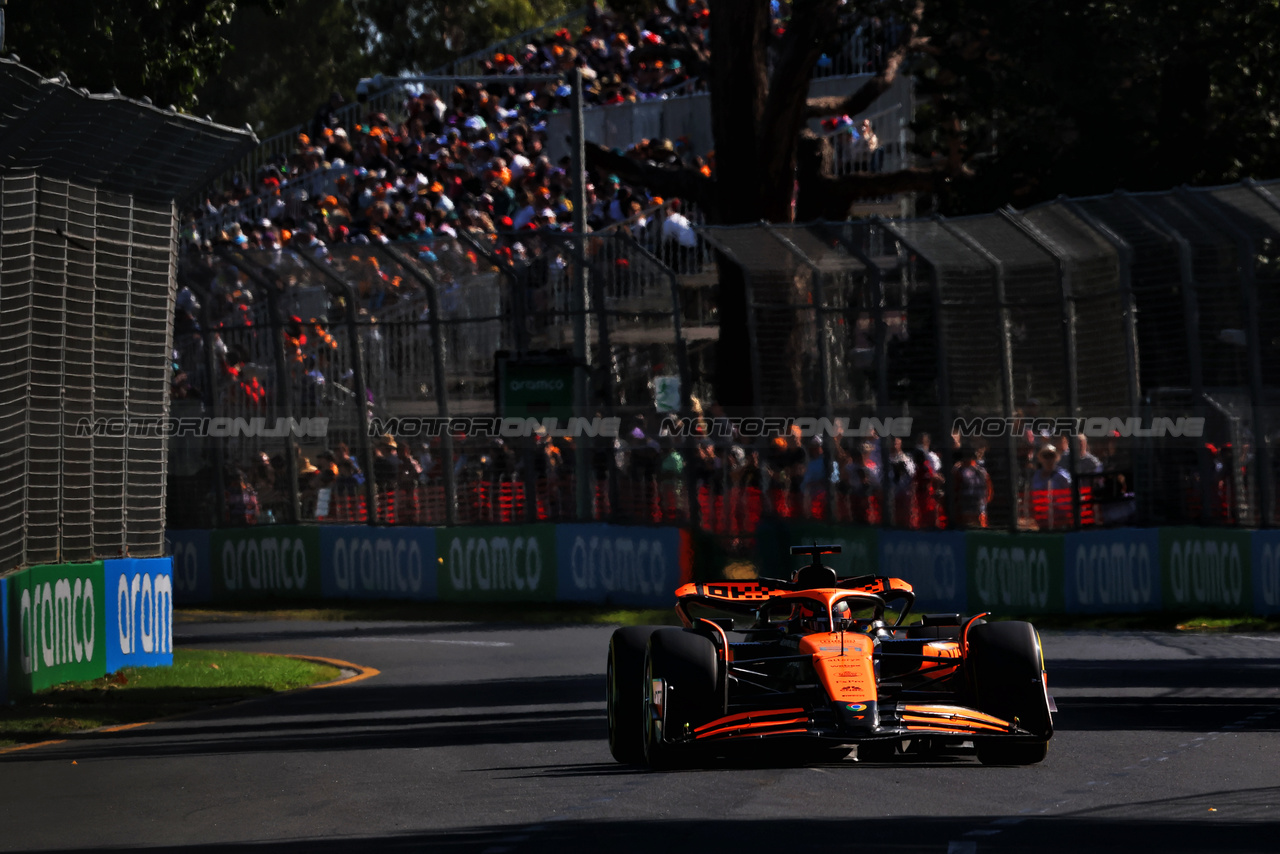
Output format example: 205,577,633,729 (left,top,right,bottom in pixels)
0,59,255,577
174,179,1280,539
170,229,705,531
